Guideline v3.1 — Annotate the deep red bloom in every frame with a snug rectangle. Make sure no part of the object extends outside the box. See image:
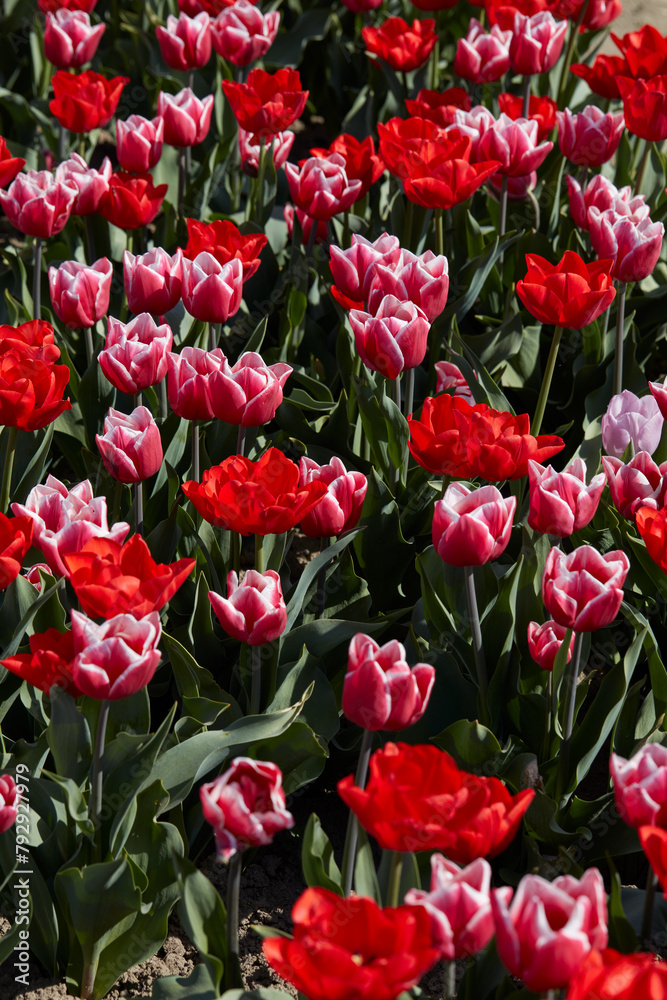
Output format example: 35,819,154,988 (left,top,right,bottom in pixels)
636,506,667,574
0,514,34,589
611,25,667,78
571,54,629,99
39,0,96,10
309,135,385,202
0,353,72,431
408,394,565,480
1,628,80,696
0,138,25,189
639,827,667,896
617,75,667,142
565,948,667,1000
221,68,308,141
516,250,616,329
0,320,60,363
486,0,550,29
49,69,128,133
63,533,195,619
498,92,557,141
362,17,437,73
181,448,328,535
99,171,168,230
263,887,440,1000
183,218,266,280
405,87,472,127
338,742,534,861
